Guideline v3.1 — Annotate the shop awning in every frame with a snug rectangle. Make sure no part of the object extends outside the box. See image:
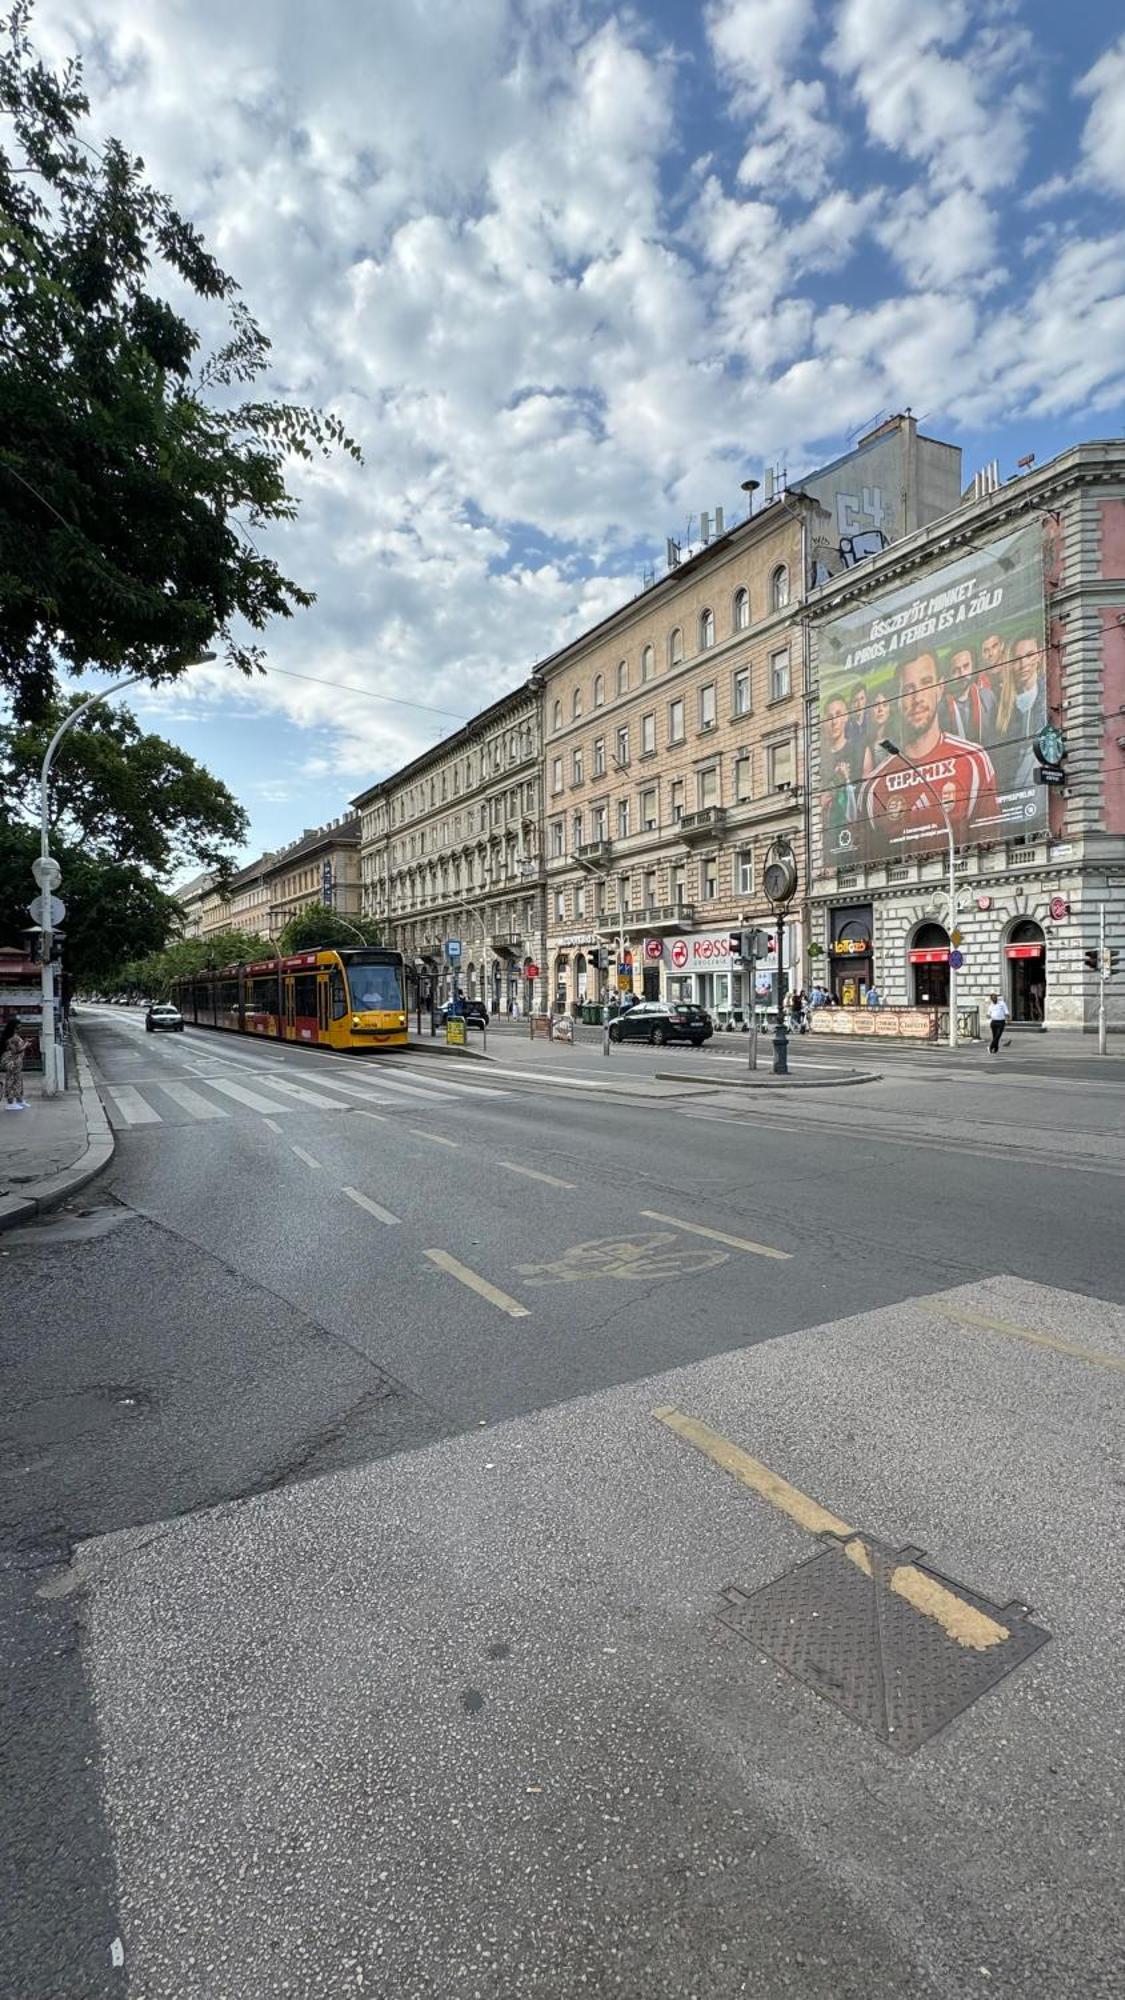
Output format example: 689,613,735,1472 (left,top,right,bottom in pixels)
909,948,949,964
1005,943,1044,959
